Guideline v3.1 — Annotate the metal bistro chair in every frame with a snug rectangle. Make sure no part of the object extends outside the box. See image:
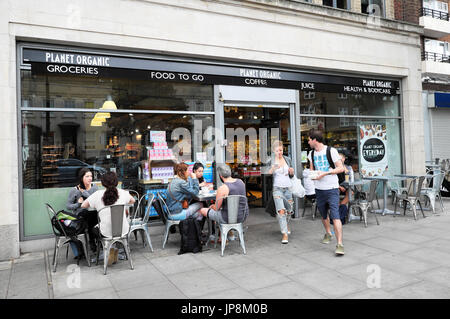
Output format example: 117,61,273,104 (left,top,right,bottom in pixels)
421,171,445,214
128,193,155,252
45,203,91,272
350,180,380,227
394,176,426,221
96,204,134,275
214,195,249,257
155,192,181,249
302,196,318,219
